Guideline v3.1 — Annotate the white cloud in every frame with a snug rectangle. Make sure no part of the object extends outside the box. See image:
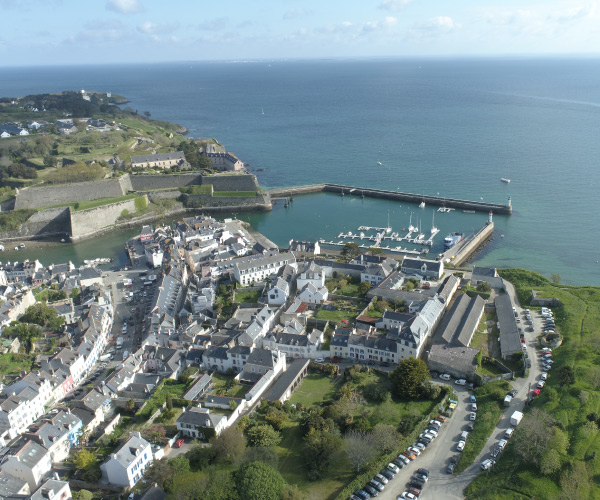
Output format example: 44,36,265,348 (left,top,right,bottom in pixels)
106,0,142,14
137,21,179,40
378,0,413,12
410,15,460,37
64,19,131,46
552,2,597,23
362,16,398,33
283,8,312,20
